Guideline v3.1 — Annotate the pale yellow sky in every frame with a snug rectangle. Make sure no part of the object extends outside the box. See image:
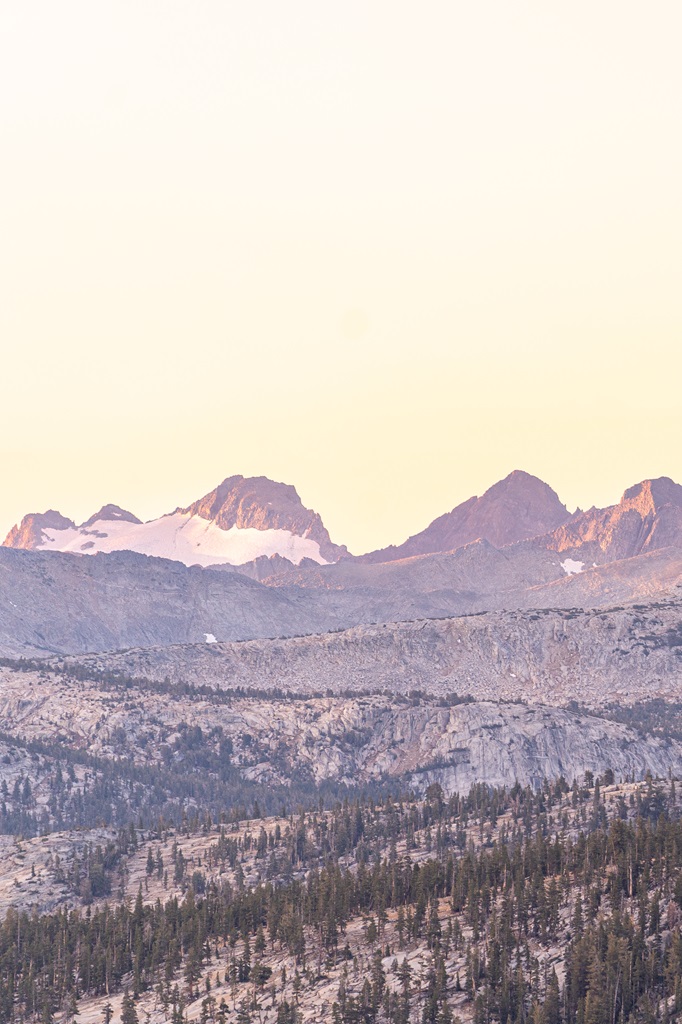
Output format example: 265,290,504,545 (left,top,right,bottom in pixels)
1,2,681,554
